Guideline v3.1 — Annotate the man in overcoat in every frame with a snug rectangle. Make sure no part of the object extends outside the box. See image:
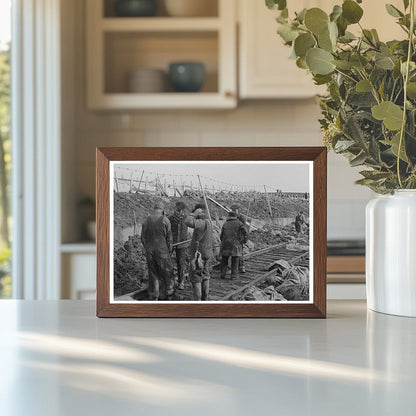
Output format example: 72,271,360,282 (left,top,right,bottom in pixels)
141,201,174,300
220,211,248,280
184,203,214,301
168,201,189,290
230,204,249,273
